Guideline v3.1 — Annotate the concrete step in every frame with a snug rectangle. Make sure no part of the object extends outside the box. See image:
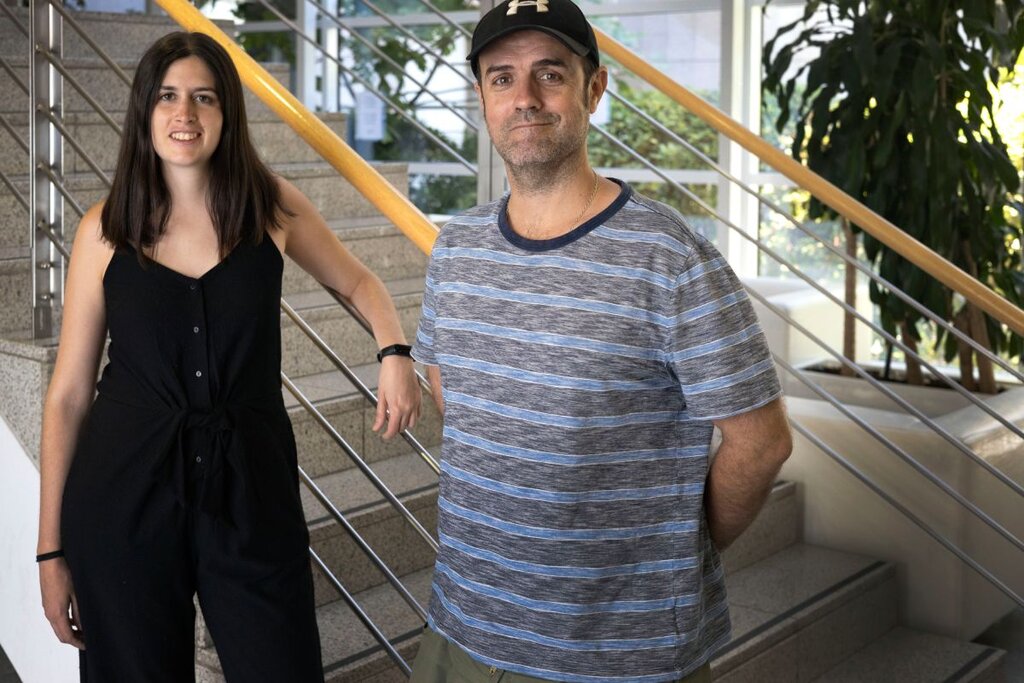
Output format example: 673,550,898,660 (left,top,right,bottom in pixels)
281,217,429,297
0,110,348,177
196,566,435,683
0,257,31,337
0,8,228,61
0,335,57,464
811,626,1005,682
0,57,290,119
303,450,439,605
285,360,443,481
712,544,898,682
280,274,423,377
